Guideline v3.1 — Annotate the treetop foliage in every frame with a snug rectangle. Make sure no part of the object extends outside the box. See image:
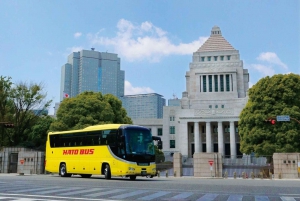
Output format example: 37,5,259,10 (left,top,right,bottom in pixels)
0,76,52,149
50,91,132,131
239,73,300,156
